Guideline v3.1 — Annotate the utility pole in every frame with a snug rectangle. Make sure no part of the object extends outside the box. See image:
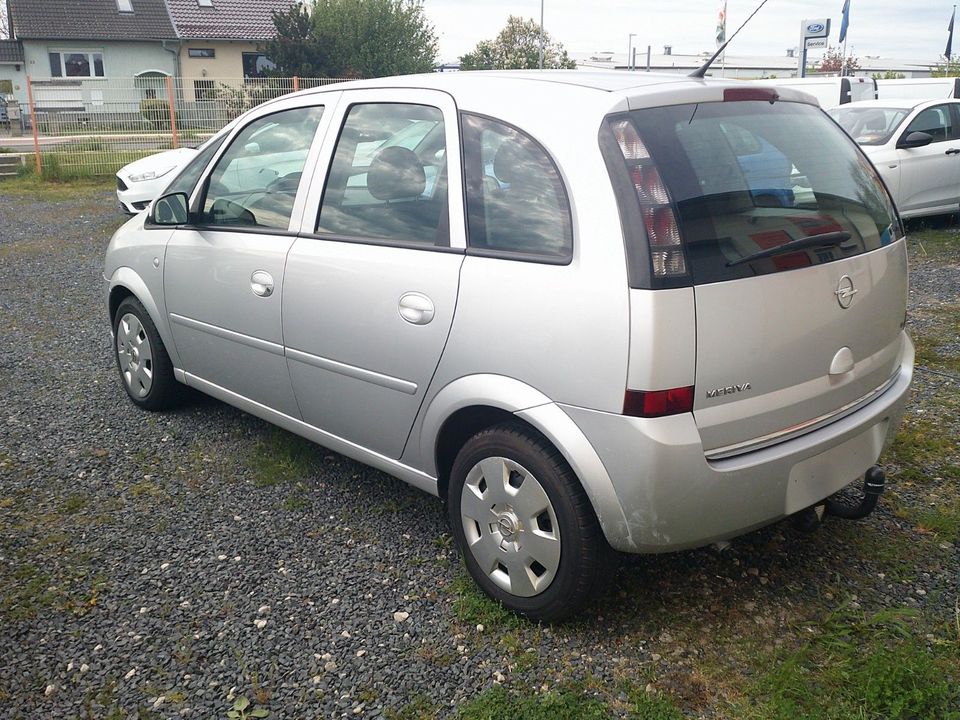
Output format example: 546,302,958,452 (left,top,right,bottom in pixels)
539,0,545,69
